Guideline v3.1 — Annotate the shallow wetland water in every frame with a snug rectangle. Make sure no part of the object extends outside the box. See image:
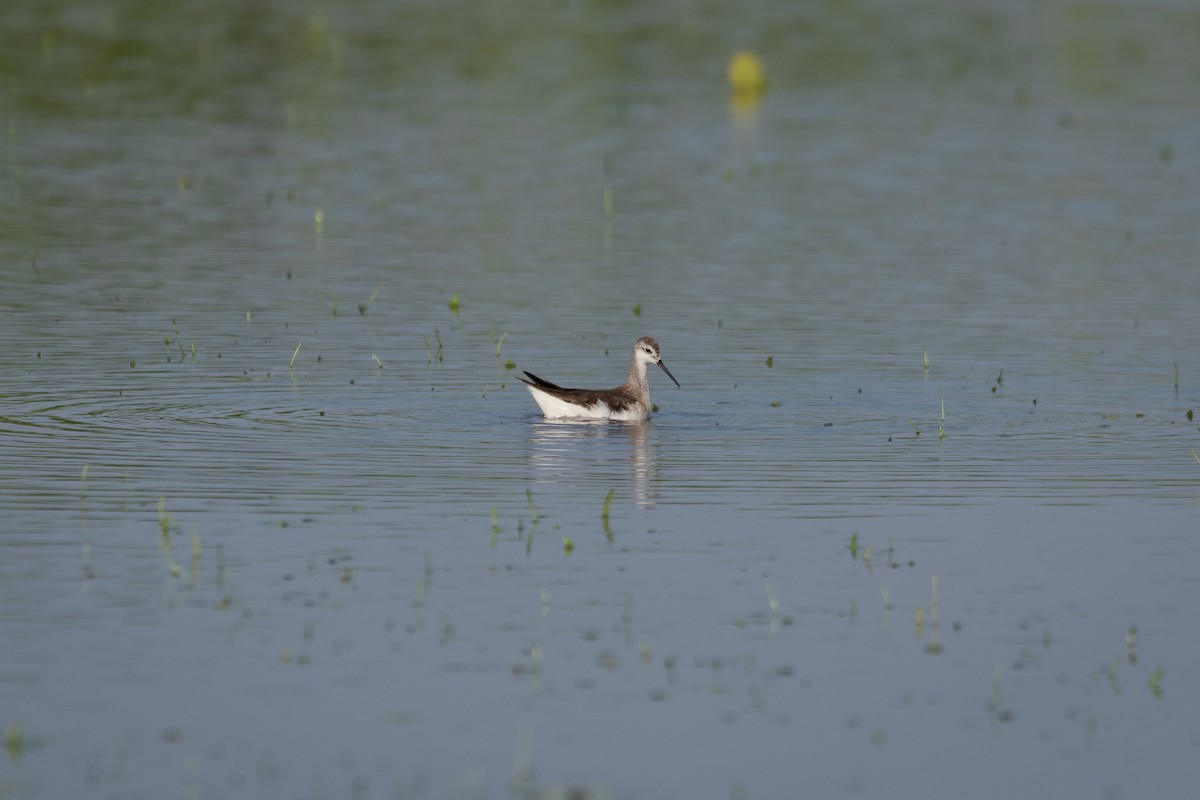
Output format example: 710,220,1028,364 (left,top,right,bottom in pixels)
2,1,1200,798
